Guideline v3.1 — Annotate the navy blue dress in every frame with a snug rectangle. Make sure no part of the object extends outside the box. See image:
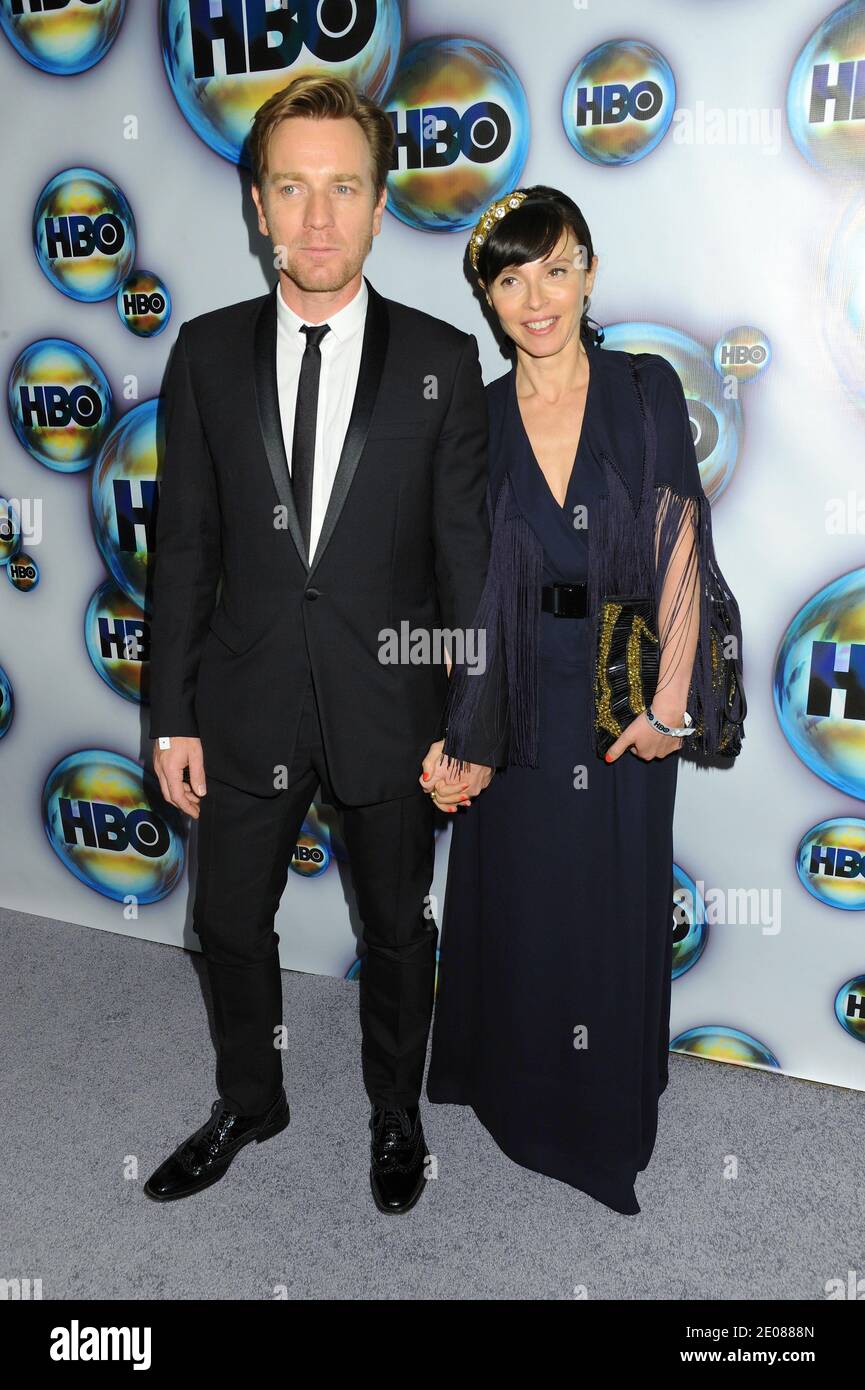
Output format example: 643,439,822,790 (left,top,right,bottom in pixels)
426,358,680,1216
